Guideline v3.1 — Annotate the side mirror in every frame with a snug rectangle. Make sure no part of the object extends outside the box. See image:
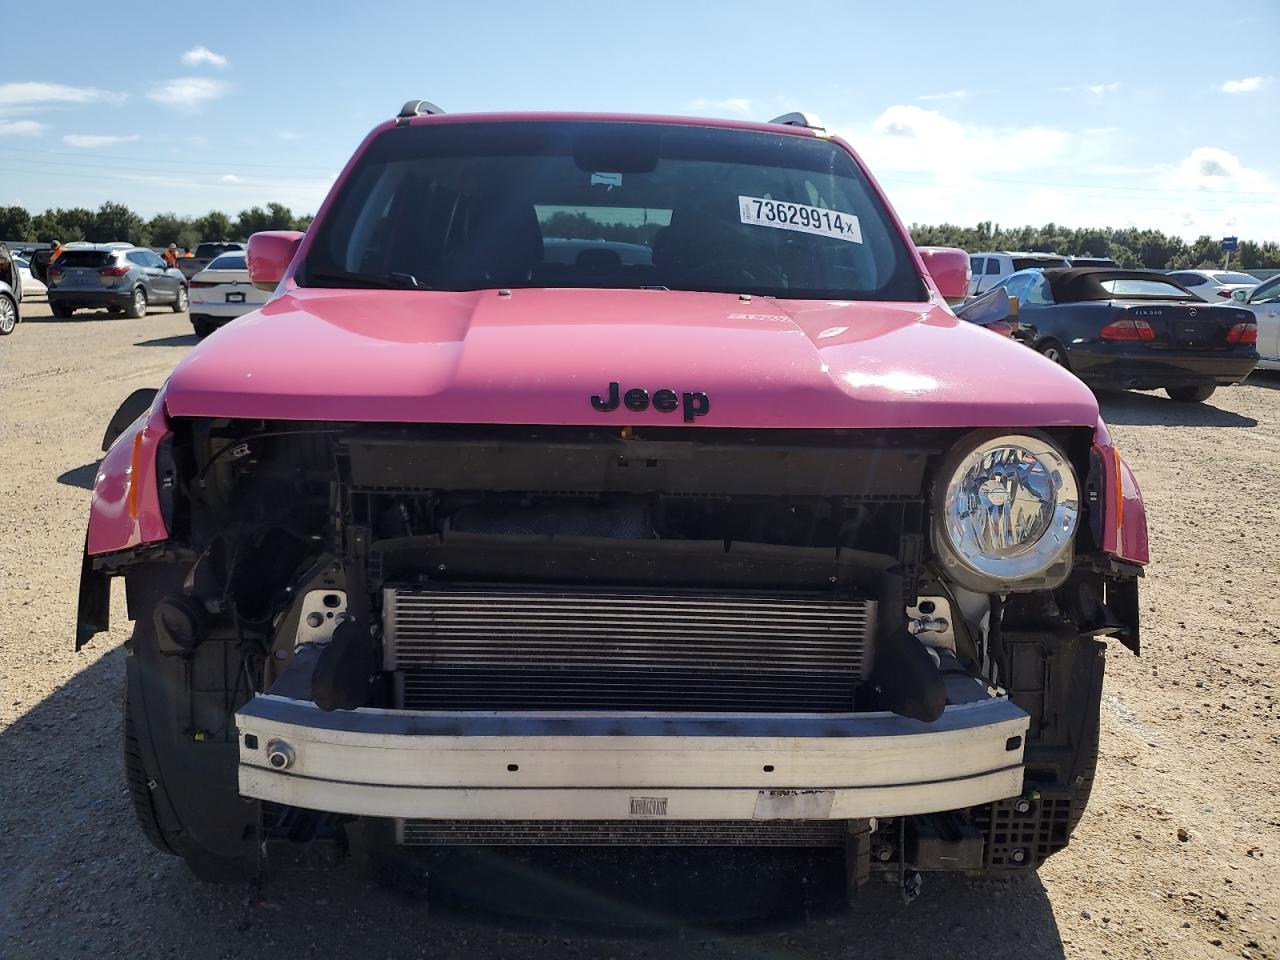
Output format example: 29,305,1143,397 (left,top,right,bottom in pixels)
916,246,970,303
1232,288,1248,303
247,230,304,292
